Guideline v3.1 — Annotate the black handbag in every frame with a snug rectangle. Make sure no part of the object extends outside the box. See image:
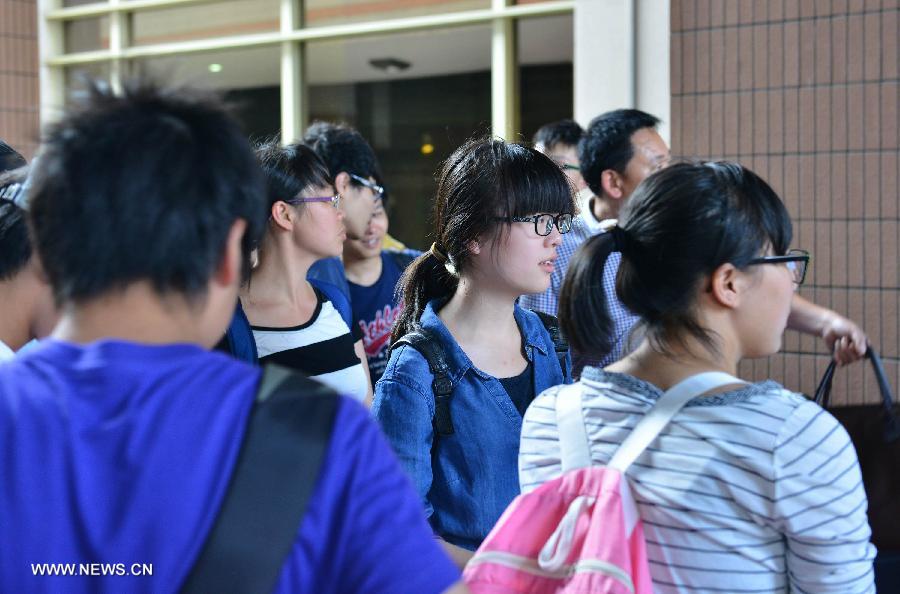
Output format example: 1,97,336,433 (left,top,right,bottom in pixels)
814,347,900,592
